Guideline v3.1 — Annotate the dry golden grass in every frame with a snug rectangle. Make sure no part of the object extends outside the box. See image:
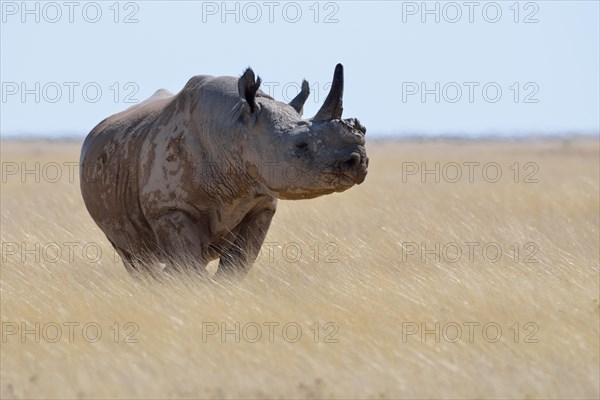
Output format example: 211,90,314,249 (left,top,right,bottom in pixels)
1,138,598,399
